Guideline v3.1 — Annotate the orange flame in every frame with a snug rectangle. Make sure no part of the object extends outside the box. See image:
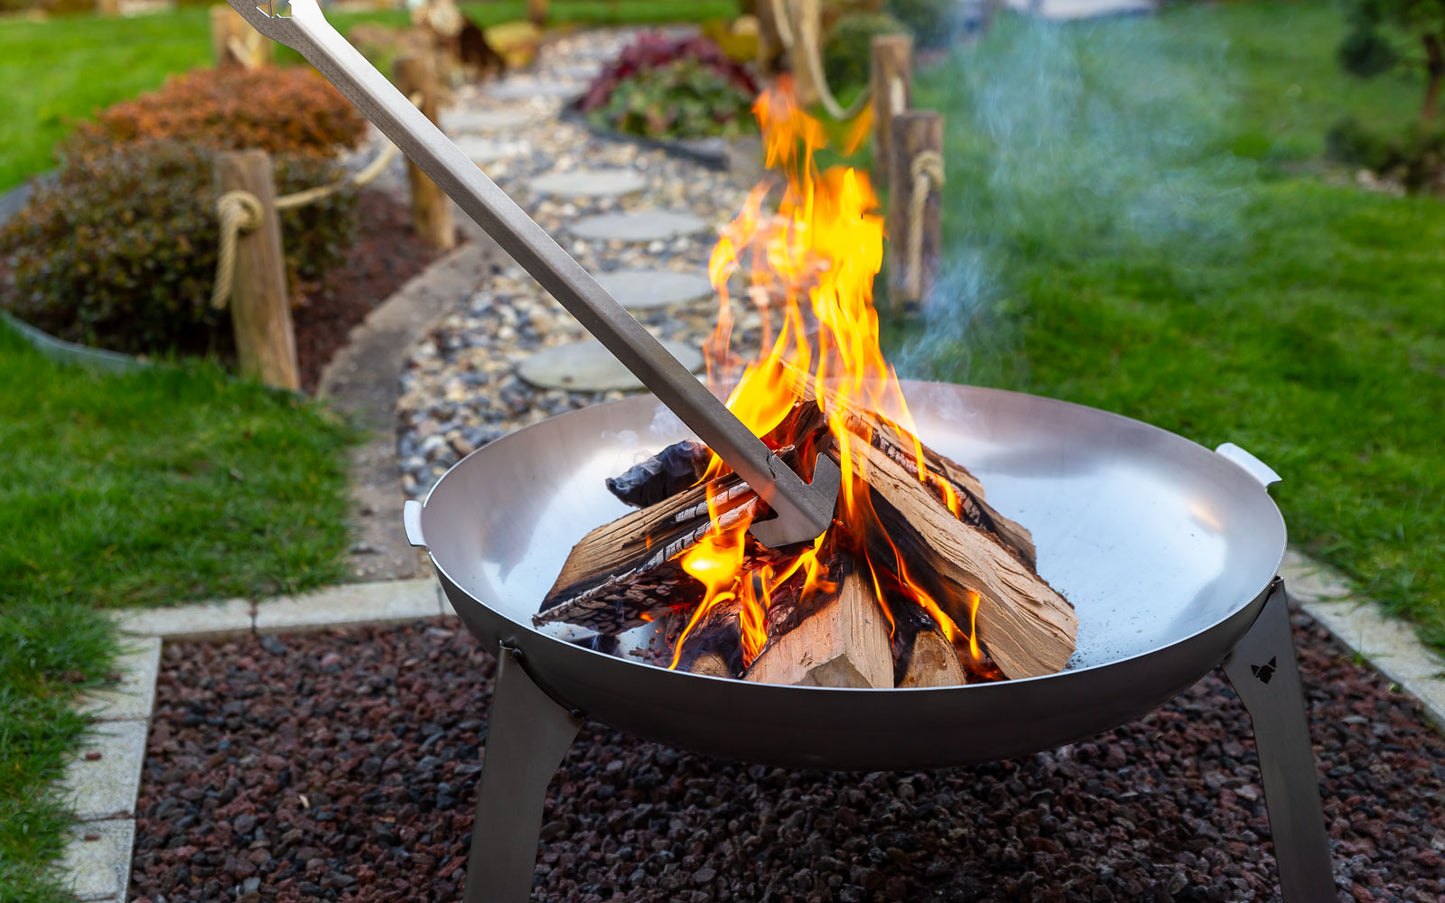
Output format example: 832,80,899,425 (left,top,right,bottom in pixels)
669,84,982,670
